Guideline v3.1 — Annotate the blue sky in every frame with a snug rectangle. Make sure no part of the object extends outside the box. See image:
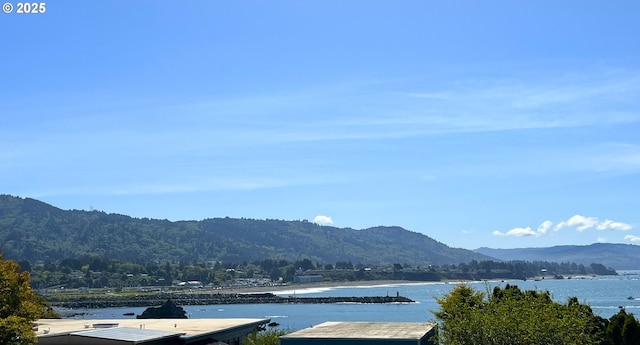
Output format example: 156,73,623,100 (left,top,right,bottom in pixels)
2,1,639,249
